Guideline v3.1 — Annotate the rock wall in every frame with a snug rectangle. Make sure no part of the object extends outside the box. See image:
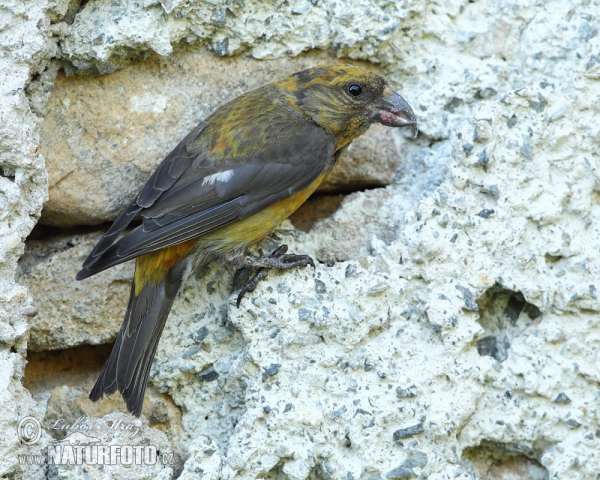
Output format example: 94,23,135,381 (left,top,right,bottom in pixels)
4,0,600,479
0,0,55,477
